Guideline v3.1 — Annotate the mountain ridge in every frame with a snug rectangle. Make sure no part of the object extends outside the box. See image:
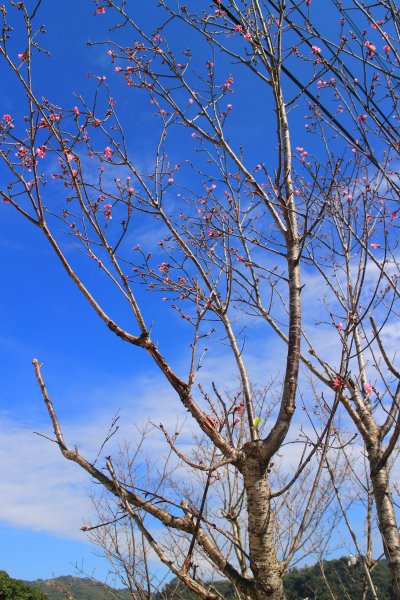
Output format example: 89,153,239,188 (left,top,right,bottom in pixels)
0,556,390,599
